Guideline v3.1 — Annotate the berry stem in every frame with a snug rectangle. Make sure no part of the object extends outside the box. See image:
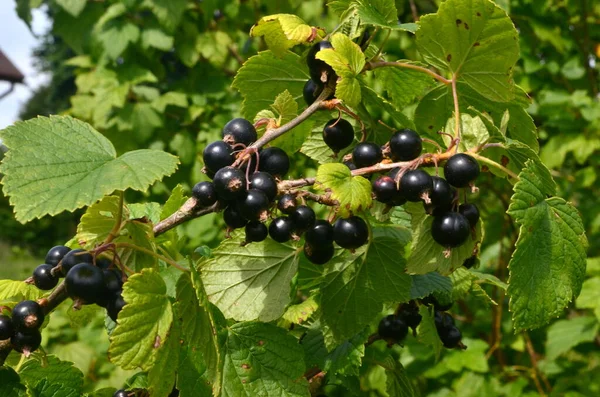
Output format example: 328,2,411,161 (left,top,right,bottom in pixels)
451,76,461,143
105,191,124,244
467,153,519,181
365,61,452,85
153,199,220,237
113,242,189,272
